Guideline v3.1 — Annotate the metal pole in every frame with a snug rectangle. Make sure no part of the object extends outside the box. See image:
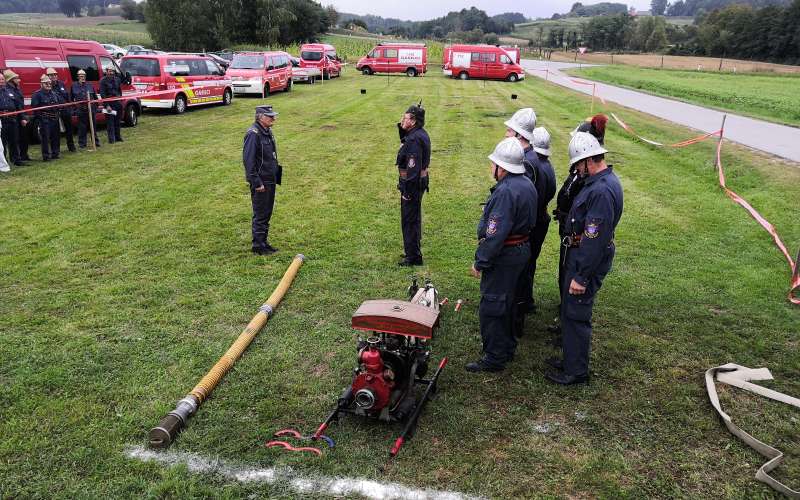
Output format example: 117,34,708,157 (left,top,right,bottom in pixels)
715,114,727,170
87,91,97,152
591,83,596,114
